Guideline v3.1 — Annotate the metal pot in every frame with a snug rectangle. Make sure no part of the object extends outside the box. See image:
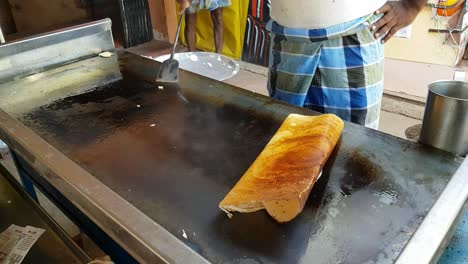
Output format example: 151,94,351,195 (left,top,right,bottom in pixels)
419,80,468,156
